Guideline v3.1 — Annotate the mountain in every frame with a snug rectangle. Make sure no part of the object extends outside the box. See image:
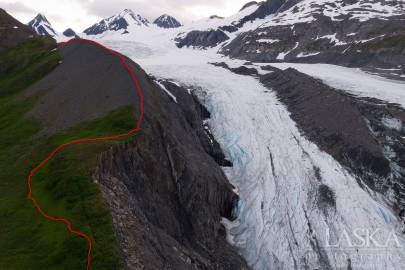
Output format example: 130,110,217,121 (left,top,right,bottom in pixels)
153,14,181,28
221,0,405,78
84,9,149,35
85,2,405,268
175,1,262,48
5,4,405,270
175,0,405,79
0,8,35,50
27,13,57,37
1,10,249,270
62,28,78,38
